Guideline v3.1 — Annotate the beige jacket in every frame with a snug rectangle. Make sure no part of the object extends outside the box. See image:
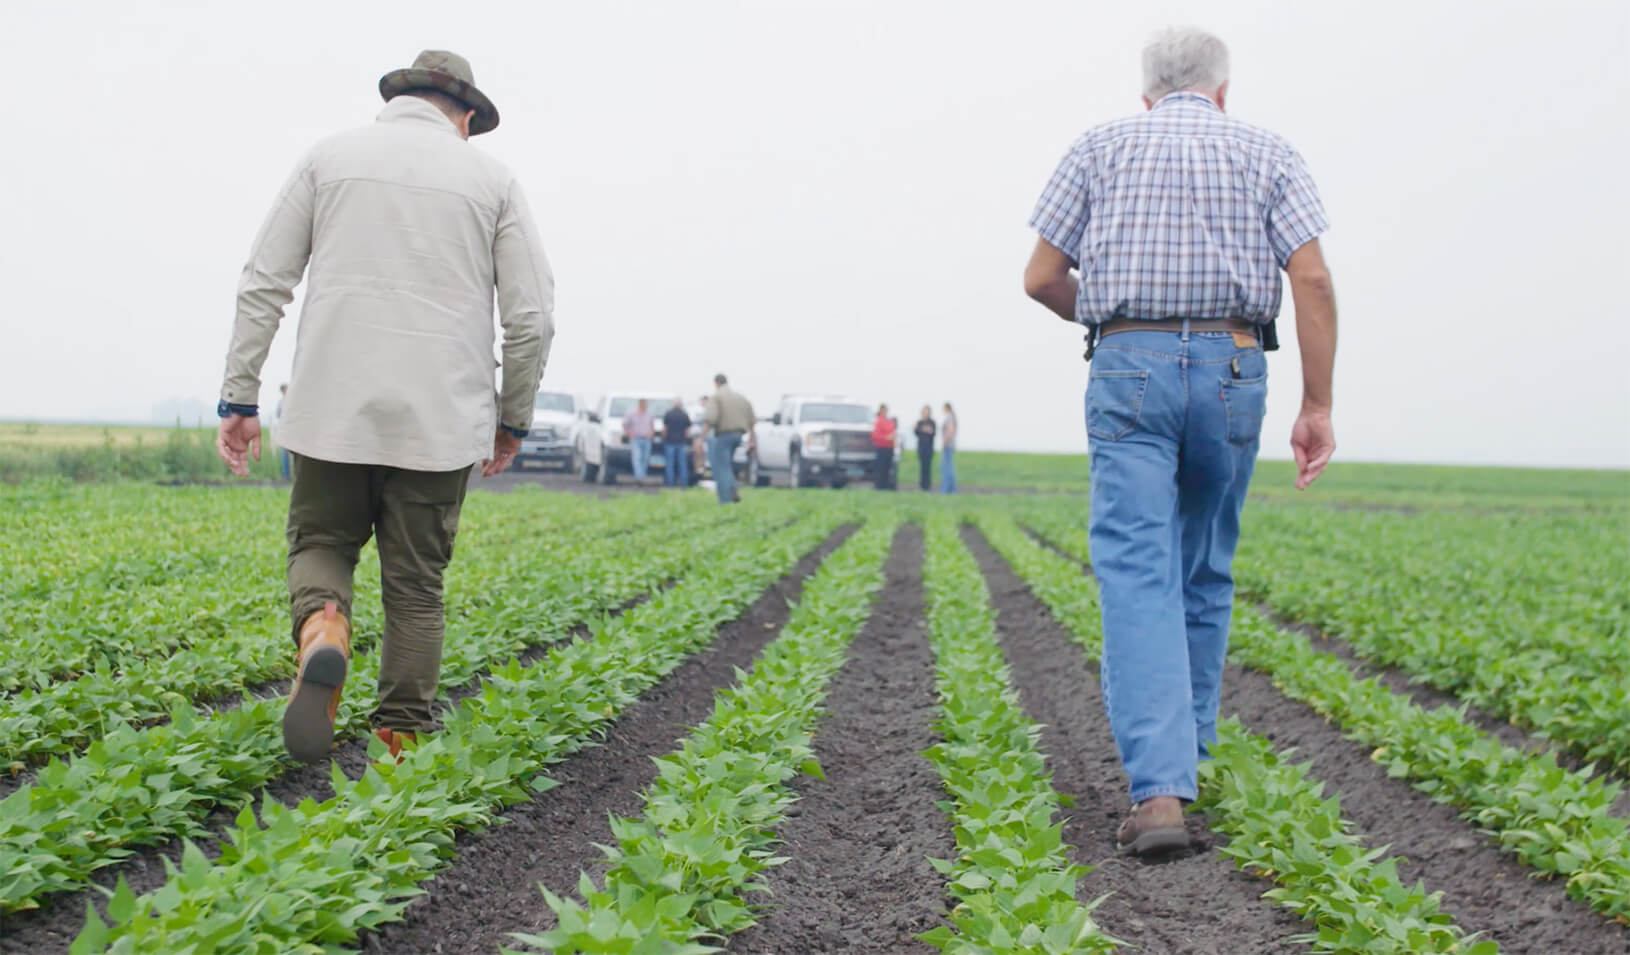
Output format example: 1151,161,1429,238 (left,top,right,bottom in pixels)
221,97,555,472
704,386,756,434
